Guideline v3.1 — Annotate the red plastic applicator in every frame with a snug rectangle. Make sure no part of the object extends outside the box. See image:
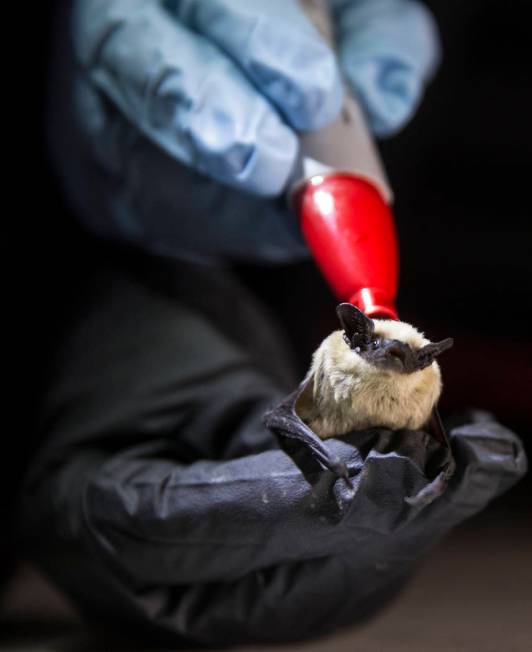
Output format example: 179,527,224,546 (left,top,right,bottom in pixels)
294,0,399,321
